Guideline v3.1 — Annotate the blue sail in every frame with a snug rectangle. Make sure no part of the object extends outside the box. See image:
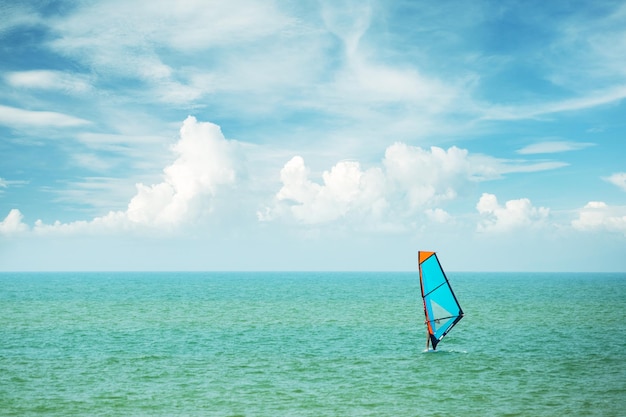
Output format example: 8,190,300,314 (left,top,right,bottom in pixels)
419,251,463,350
